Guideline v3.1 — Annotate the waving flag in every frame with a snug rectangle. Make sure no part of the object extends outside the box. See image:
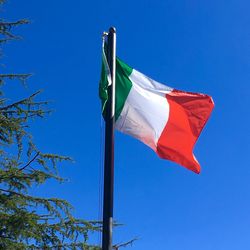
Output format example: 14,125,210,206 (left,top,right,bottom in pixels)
99,55,214,174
